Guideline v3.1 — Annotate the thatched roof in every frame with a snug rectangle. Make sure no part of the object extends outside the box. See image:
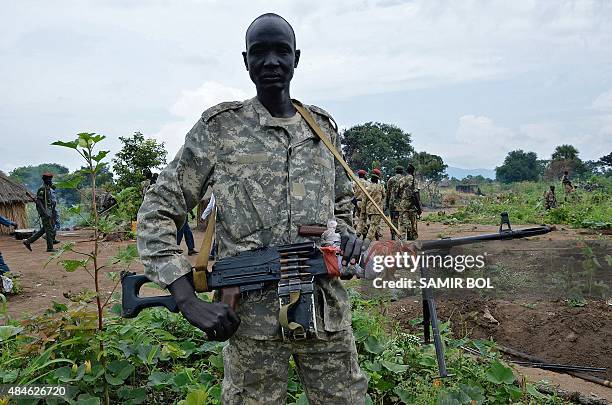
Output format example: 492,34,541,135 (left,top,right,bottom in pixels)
0,172,31,204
